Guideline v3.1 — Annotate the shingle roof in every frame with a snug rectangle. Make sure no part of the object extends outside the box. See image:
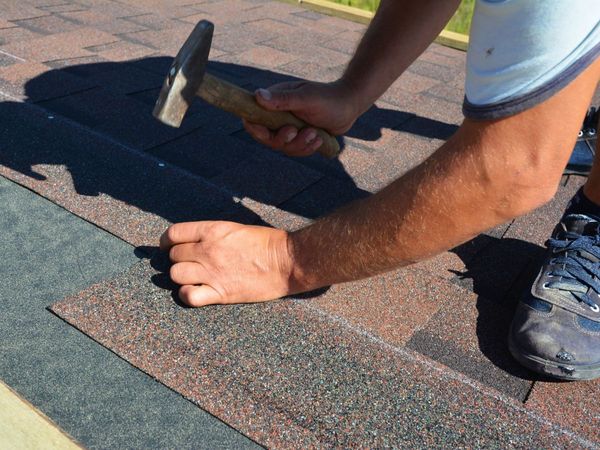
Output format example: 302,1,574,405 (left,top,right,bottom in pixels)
1,0,598,446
